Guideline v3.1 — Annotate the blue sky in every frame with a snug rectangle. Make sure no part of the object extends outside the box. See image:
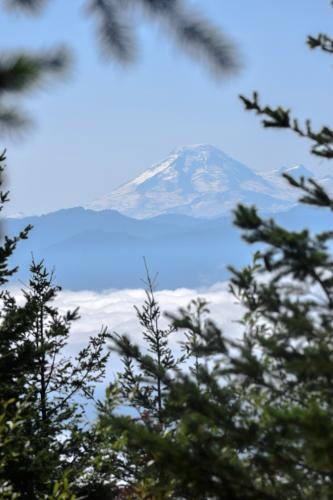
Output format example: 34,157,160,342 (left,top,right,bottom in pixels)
2,0,333,215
